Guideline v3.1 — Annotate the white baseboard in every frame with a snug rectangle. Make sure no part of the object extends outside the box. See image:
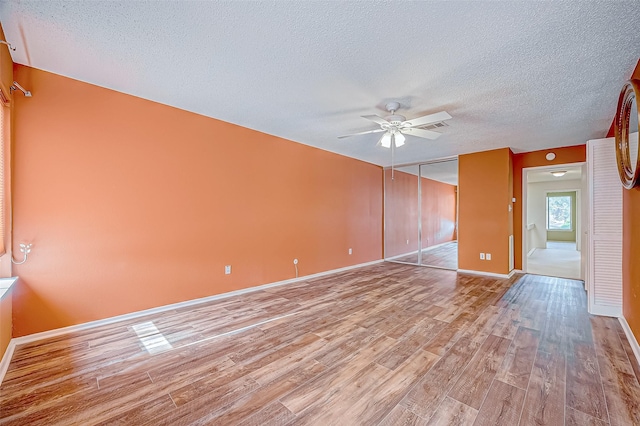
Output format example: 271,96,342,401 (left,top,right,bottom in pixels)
619,316,640,368
385,240,457,262
422,240,457,252
456,268,516,279
589,305,622,318
385,250,419,261
0,340,16,387
0,258,383,385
